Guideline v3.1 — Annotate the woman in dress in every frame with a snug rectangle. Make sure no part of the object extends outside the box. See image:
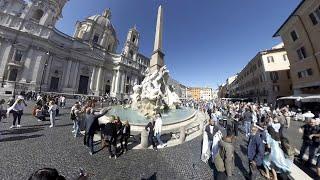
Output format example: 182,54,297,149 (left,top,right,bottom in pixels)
263,126,292,180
